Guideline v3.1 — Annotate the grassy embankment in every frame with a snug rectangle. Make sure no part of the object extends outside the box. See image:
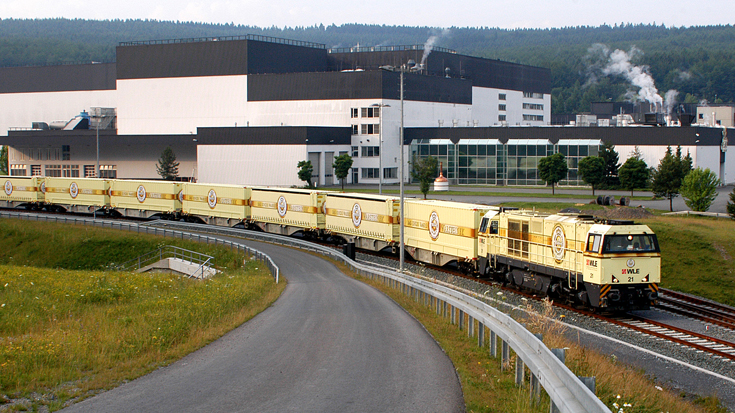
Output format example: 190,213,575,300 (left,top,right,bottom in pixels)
0,219,285,411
